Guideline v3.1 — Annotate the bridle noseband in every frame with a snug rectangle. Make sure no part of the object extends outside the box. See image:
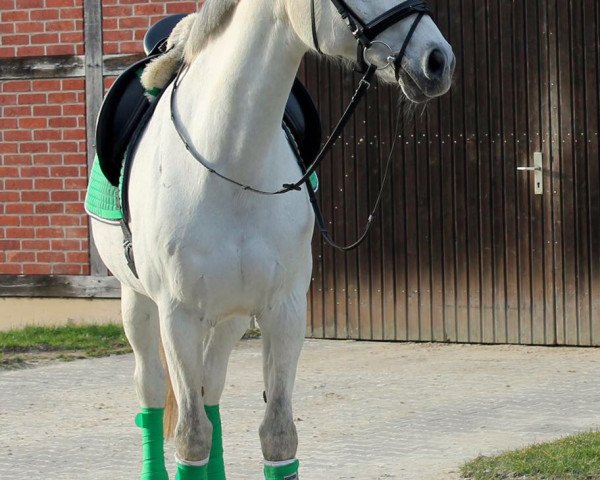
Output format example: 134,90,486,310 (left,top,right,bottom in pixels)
311,0,431,80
